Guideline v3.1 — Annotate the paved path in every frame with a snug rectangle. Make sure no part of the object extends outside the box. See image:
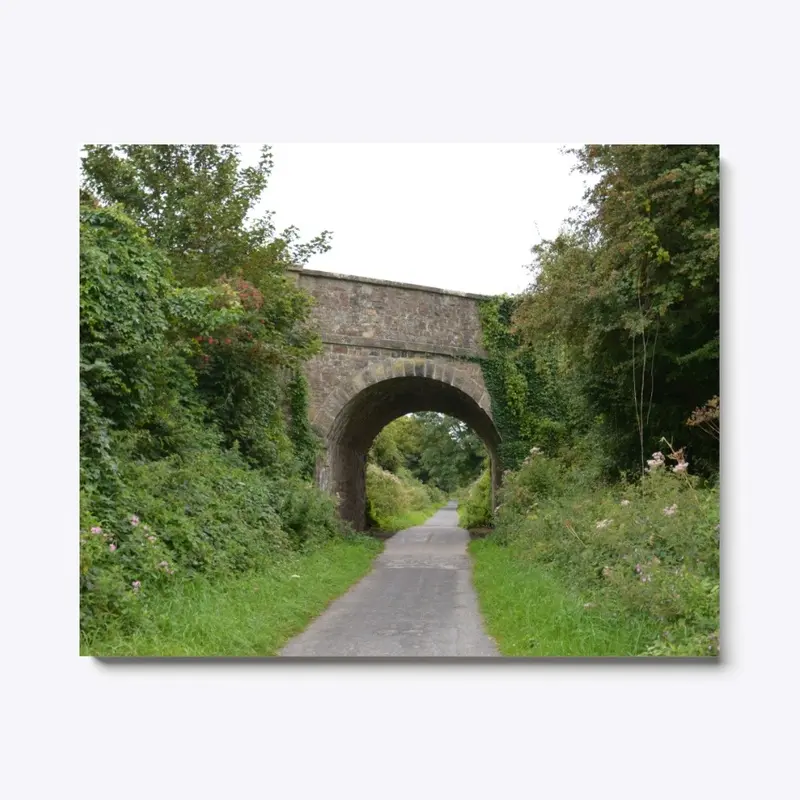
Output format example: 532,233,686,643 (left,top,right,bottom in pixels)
280,502,498,657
